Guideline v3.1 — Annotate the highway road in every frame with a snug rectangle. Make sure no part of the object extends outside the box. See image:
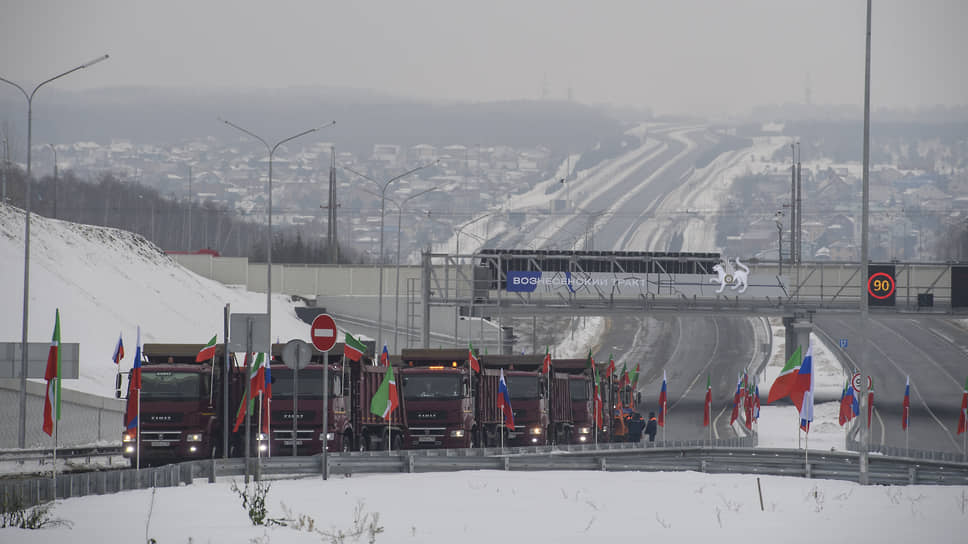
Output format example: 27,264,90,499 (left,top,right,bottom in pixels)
815,315,968,455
